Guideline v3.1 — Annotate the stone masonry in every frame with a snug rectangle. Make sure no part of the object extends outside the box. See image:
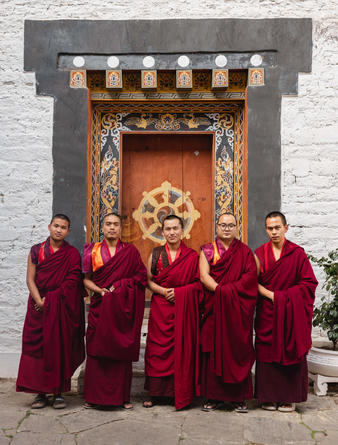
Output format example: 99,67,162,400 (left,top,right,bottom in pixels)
0,1,337,375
